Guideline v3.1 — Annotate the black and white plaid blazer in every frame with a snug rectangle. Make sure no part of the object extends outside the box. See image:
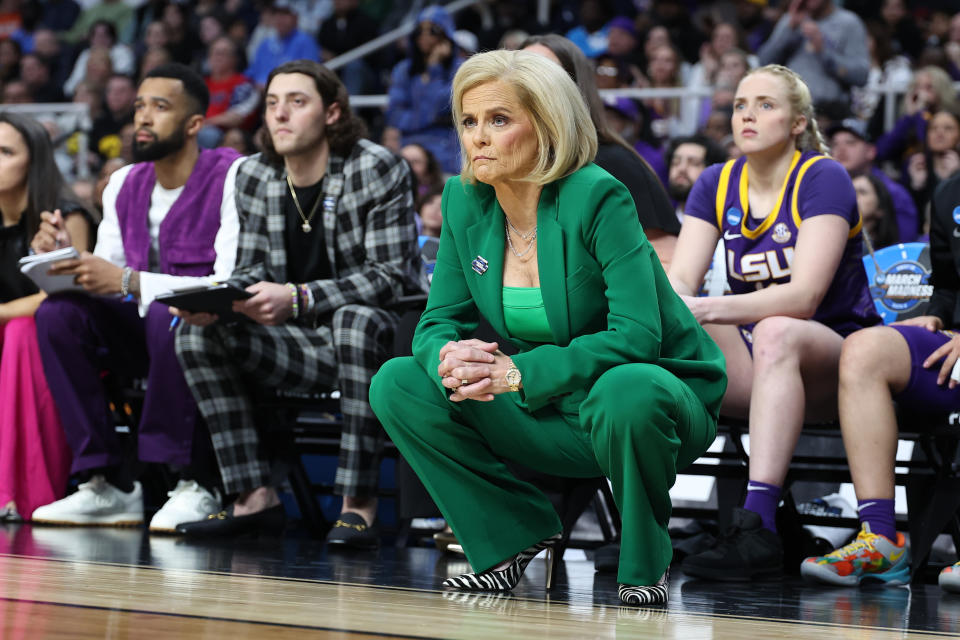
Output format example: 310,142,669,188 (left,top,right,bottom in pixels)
228,139,427,322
